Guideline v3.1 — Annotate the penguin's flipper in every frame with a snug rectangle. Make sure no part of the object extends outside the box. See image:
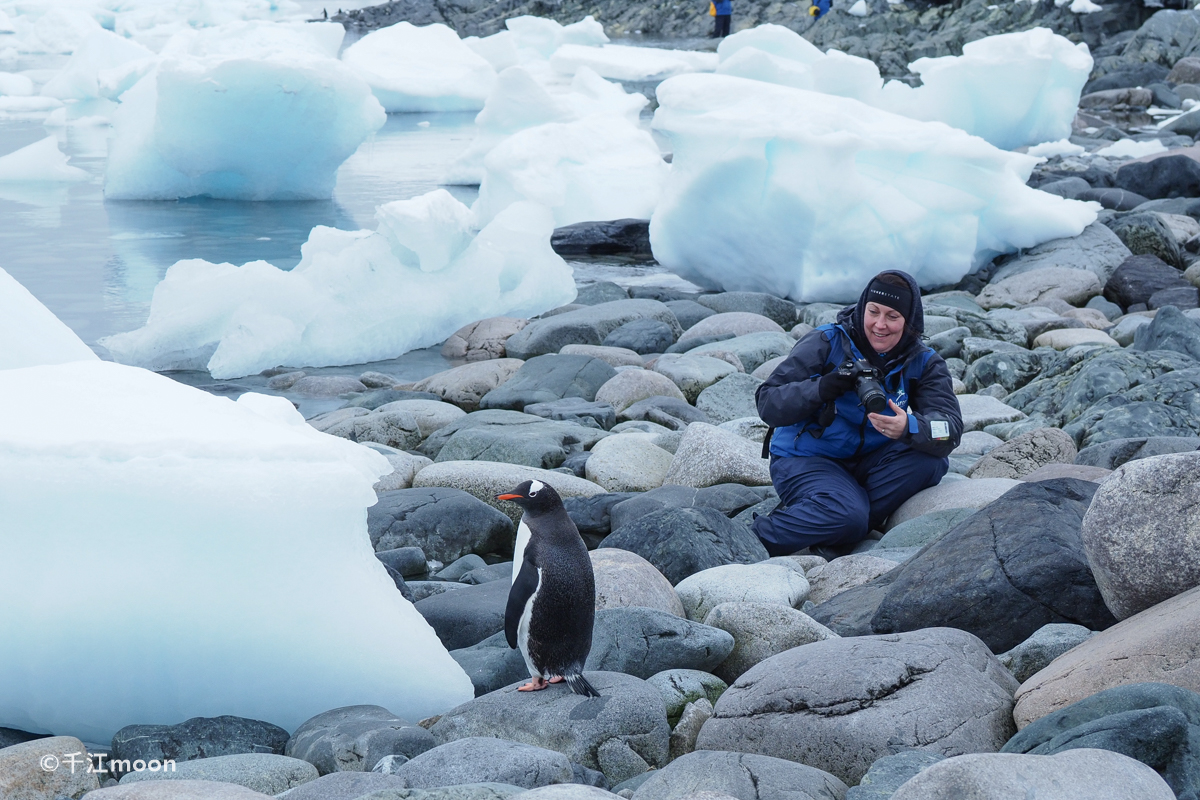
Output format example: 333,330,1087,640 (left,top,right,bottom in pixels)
505,557,539,649
565,673,601,698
